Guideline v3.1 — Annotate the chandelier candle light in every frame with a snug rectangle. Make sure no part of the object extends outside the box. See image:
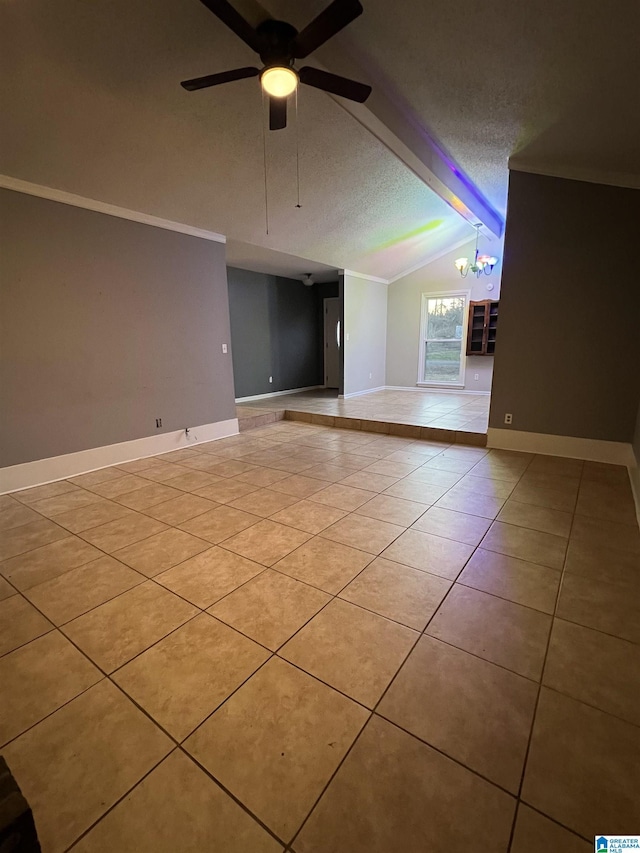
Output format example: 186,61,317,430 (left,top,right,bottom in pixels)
455,224,498,278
